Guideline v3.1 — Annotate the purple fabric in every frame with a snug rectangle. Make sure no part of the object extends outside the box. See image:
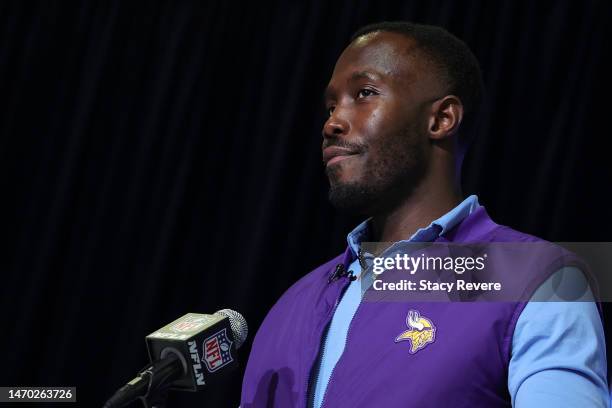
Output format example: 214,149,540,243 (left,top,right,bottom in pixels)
240,207,588,407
